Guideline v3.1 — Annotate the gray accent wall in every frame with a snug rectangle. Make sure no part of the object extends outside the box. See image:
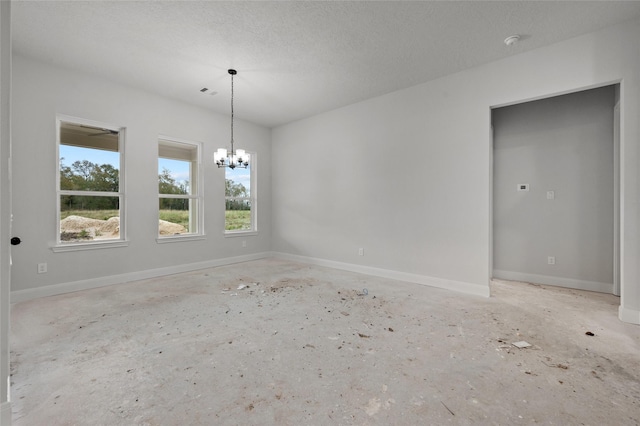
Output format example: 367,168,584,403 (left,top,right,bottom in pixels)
492,86,615,291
